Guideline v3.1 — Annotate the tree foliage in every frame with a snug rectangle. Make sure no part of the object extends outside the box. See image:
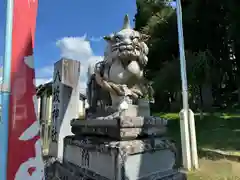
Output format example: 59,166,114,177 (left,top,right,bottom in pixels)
135,0,240,111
